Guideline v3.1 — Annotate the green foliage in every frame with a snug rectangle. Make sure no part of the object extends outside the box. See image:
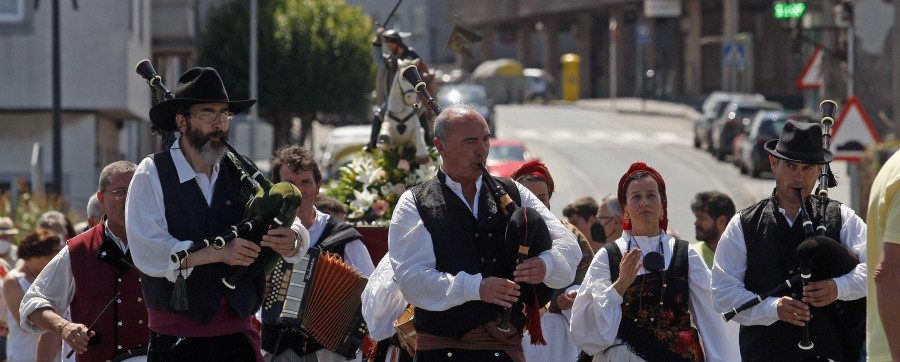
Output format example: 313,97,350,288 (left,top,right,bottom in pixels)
0,188,80,244
199,0,375,146
326,147,439,225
